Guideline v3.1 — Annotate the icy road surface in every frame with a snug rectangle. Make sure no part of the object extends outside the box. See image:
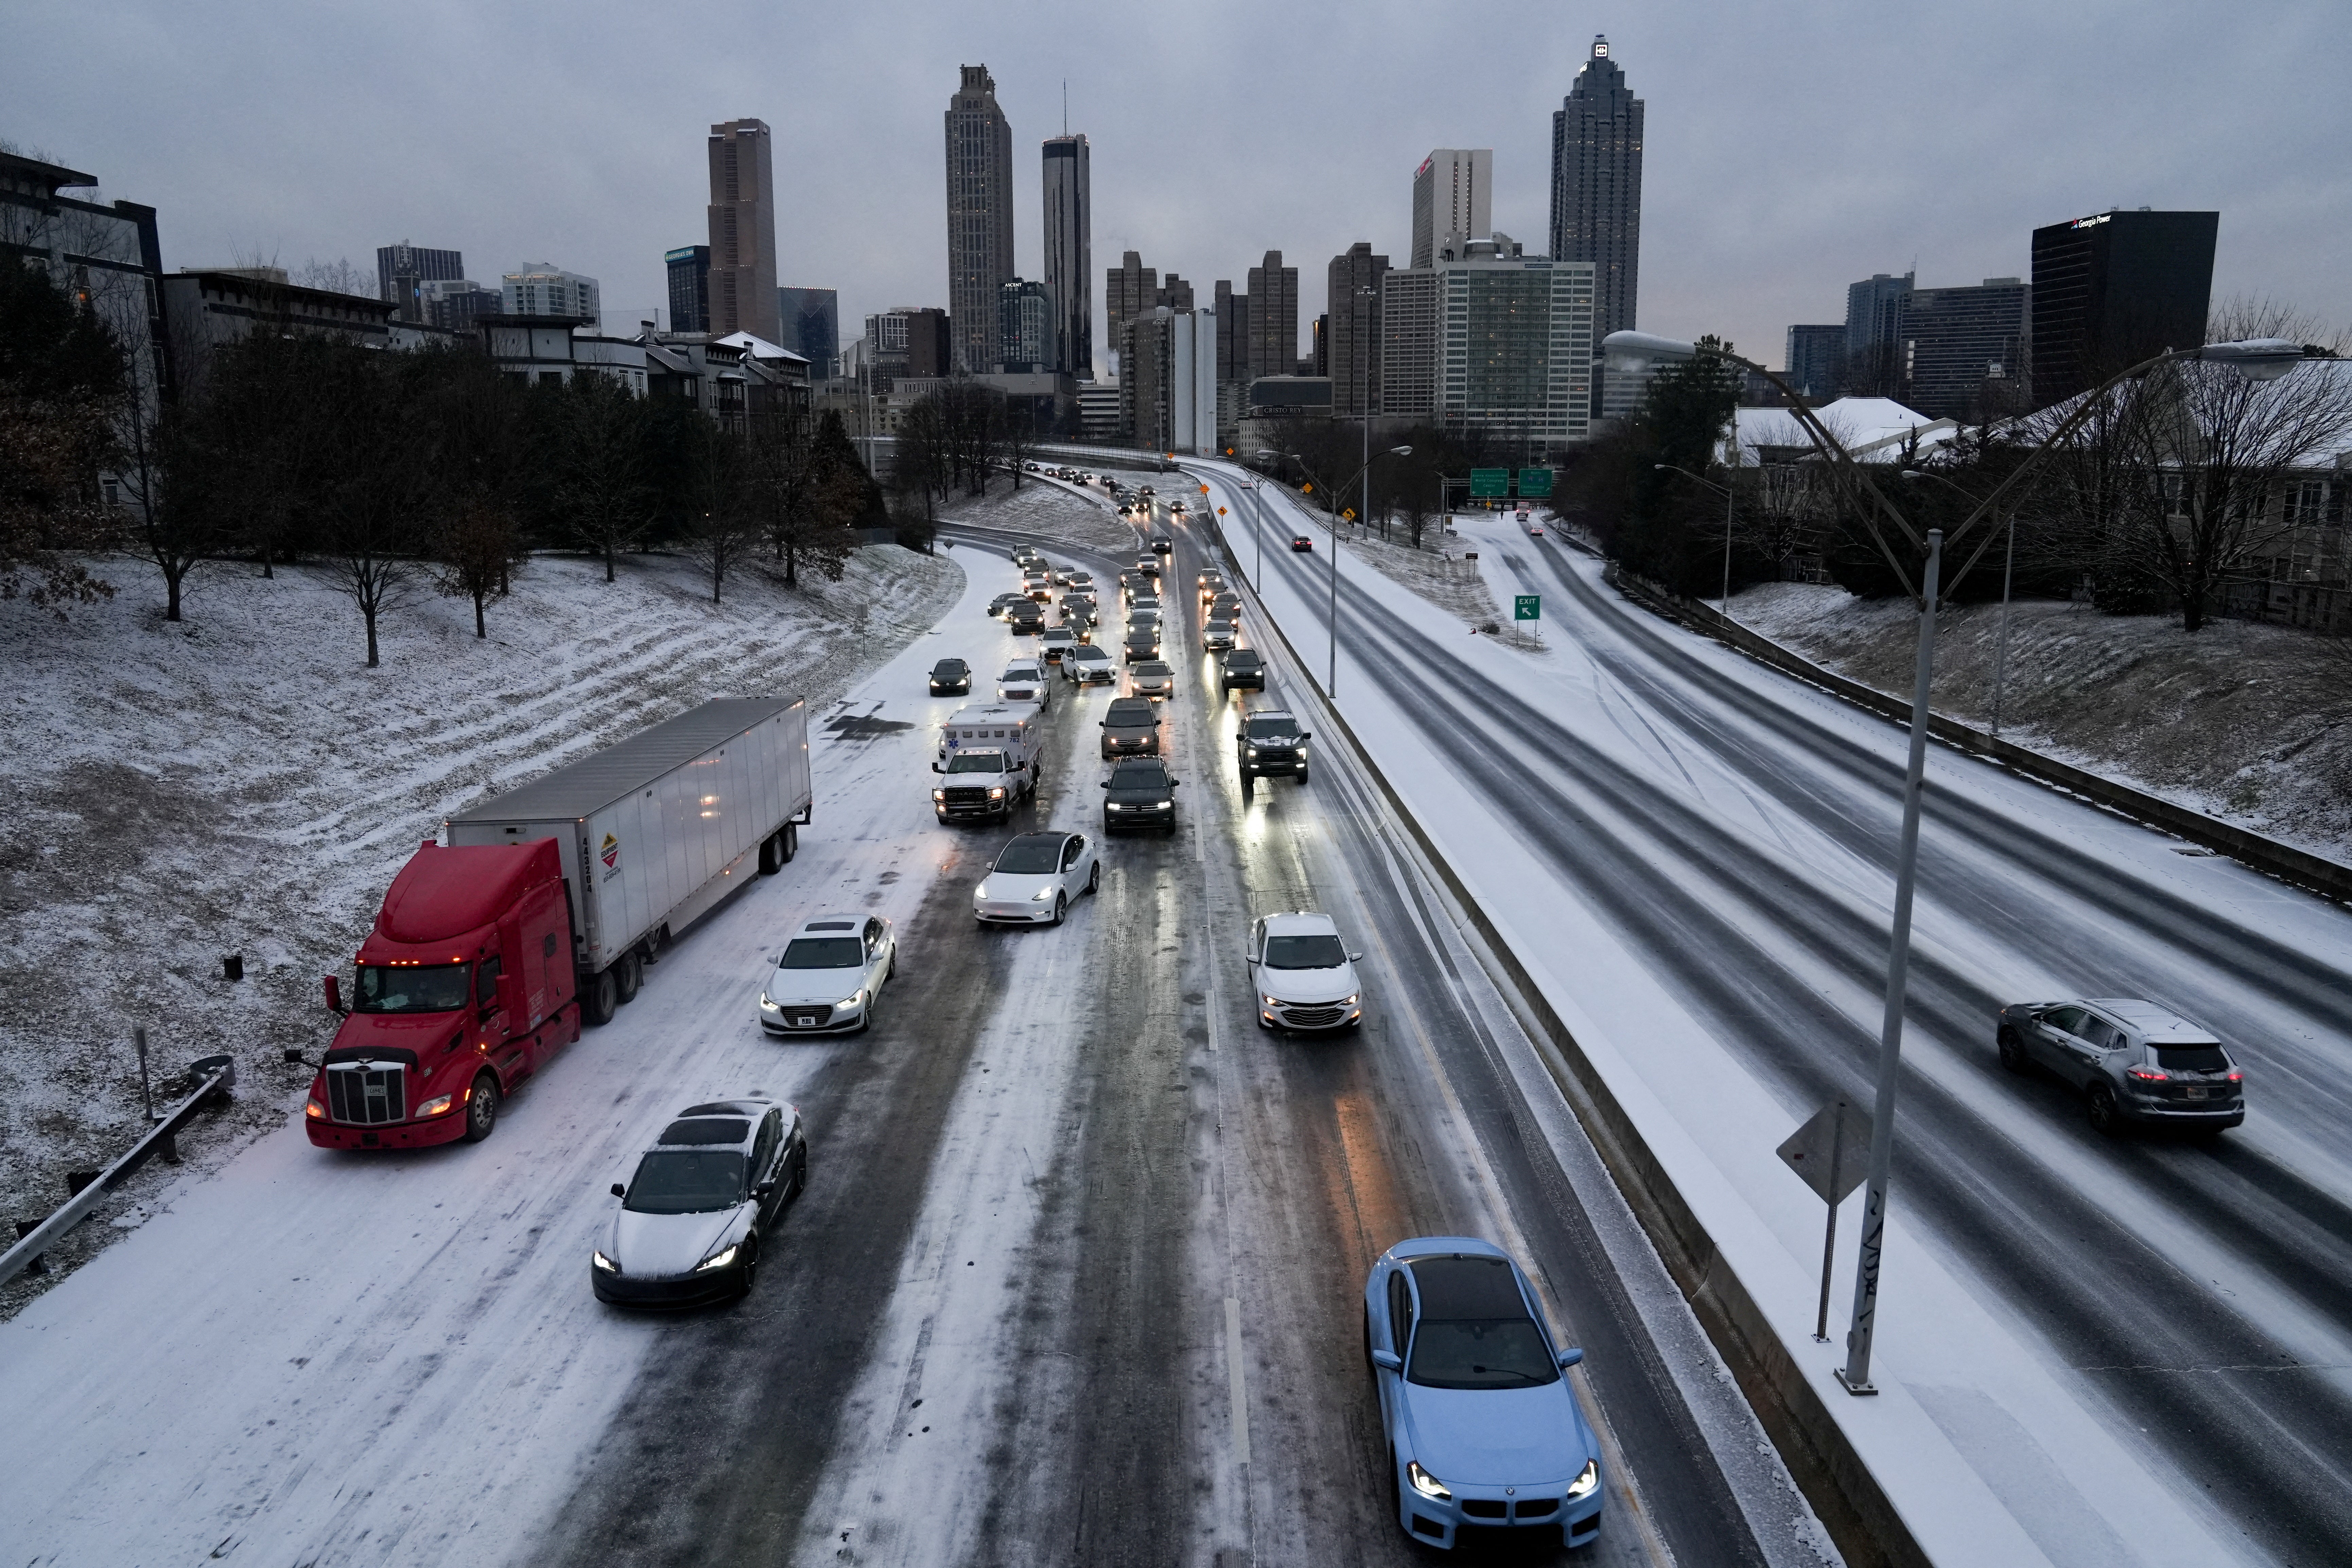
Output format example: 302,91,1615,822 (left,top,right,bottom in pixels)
0,516,1832,1566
